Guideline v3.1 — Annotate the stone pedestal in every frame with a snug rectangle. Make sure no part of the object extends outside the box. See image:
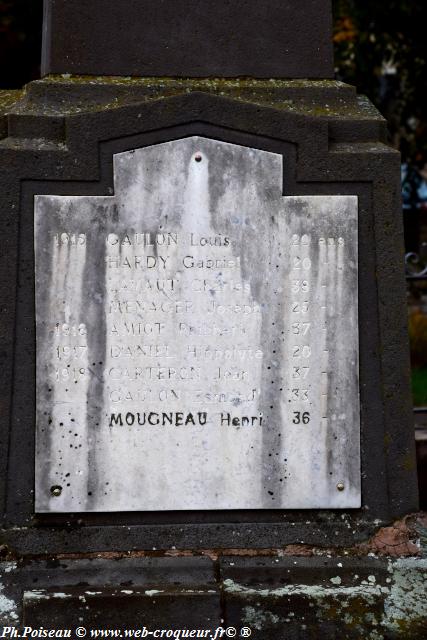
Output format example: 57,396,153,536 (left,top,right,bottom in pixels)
0,0,423,635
